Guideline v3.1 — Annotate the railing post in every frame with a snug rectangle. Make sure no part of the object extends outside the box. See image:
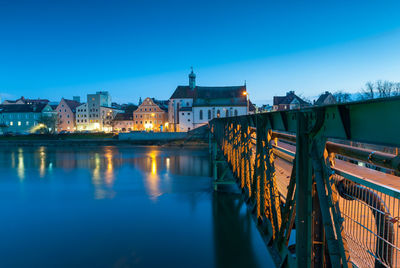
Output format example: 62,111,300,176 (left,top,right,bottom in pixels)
296,112,313,267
